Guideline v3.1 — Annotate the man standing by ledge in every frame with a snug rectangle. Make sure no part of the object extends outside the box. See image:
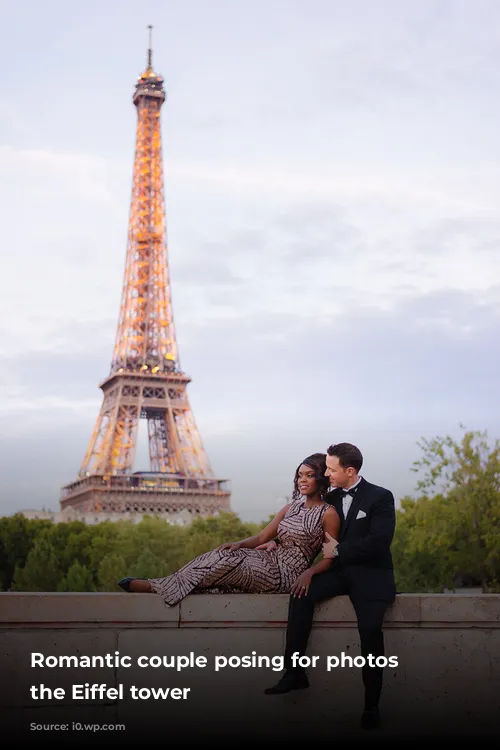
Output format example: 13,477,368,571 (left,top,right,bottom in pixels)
265,442,396,731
